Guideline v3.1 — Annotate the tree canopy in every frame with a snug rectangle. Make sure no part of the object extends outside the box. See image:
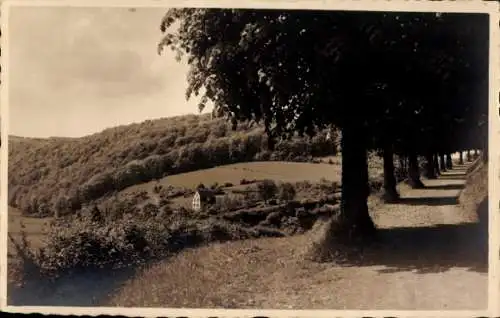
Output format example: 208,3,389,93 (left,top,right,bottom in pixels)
159,9,488,152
